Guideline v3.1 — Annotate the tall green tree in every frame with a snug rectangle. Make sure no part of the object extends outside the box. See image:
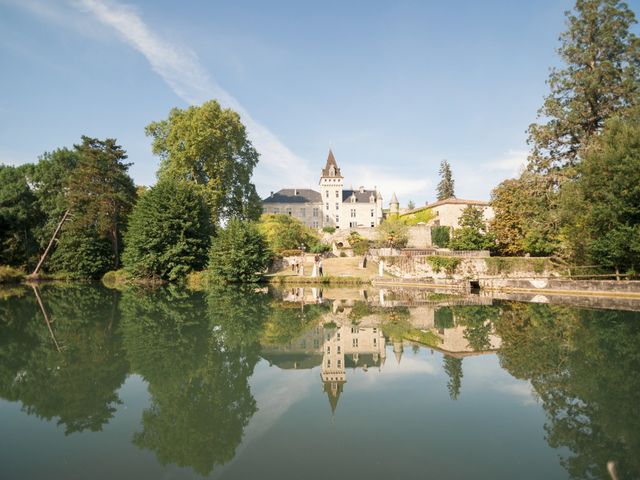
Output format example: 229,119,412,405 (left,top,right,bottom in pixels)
528,0,640,177
490,173,559,256
123,179,212,281
0,165,40,267
27,148,79,251
449,206,495,251
436,160,455,200
146,100,262,224
559,110,640,272
442,356,463,400
67,137,136,269
209,219,271,284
